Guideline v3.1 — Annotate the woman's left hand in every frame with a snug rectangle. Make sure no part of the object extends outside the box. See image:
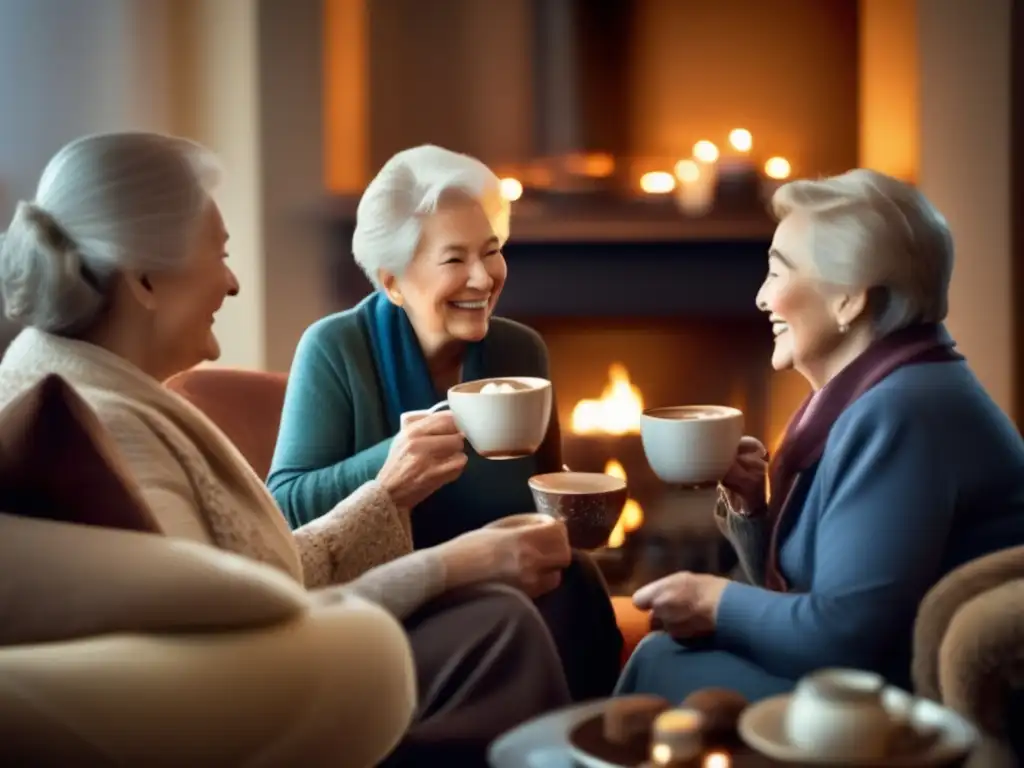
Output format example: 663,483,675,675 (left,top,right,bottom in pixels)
632,572,730,639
